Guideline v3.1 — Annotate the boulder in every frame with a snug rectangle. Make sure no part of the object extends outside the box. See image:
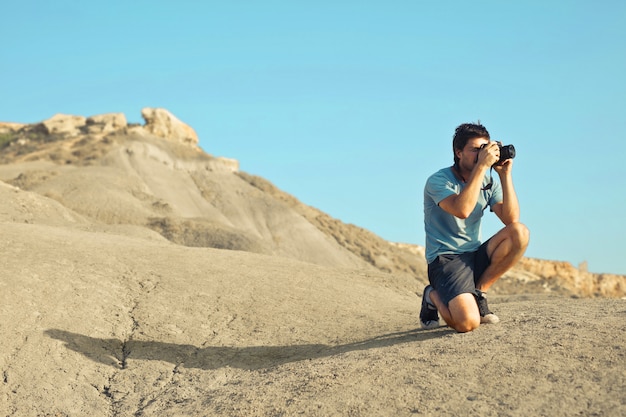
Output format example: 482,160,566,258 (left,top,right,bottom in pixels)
141,108,199,146
39,114,87,136
86,113,127,134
